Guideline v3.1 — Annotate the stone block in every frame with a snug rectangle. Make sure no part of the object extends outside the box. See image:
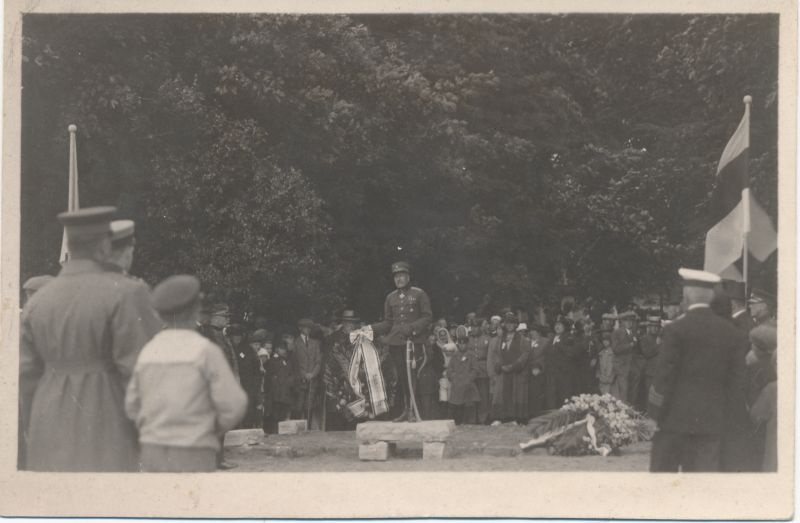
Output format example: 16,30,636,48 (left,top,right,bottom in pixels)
423,441,450,460
359,441,390,461
356,420,455,443
278,419,308,435
223,428,266,447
